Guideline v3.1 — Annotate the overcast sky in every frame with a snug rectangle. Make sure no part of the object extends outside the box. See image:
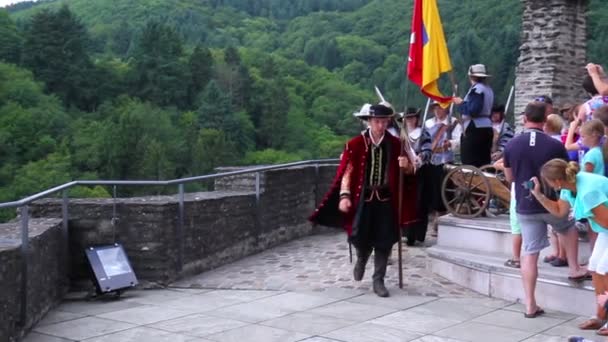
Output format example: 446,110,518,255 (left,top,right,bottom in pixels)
1,0,30,7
